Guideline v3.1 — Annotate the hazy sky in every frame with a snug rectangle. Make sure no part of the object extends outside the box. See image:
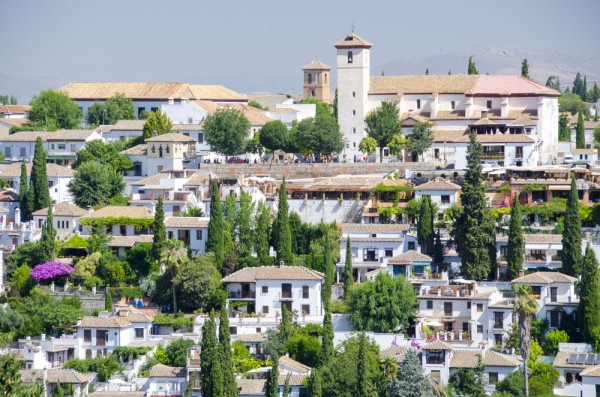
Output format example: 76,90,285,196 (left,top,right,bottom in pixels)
1,0,599,86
